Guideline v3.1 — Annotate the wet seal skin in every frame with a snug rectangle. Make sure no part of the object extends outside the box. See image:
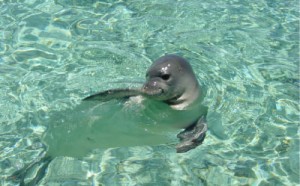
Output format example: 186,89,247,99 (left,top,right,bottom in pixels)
84,54,208,152
8,54,208,185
